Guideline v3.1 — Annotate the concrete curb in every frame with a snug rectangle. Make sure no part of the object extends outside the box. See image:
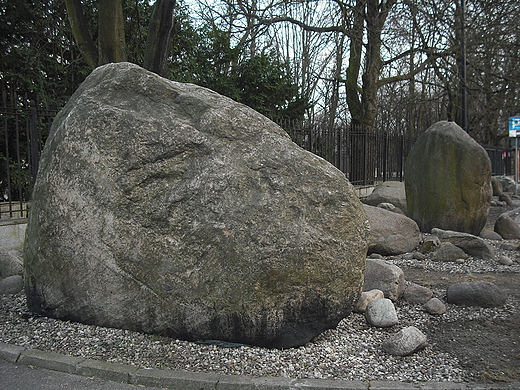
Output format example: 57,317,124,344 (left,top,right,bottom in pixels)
1,342,518,390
